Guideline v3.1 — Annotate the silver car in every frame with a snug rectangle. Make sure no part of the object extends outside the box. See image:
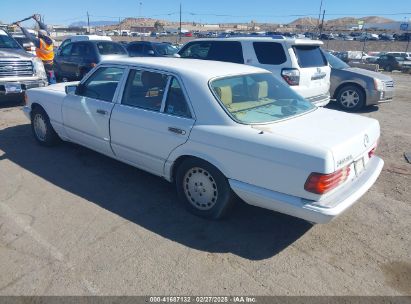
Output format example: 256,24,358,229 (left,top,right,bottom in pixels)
324,51,394,111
